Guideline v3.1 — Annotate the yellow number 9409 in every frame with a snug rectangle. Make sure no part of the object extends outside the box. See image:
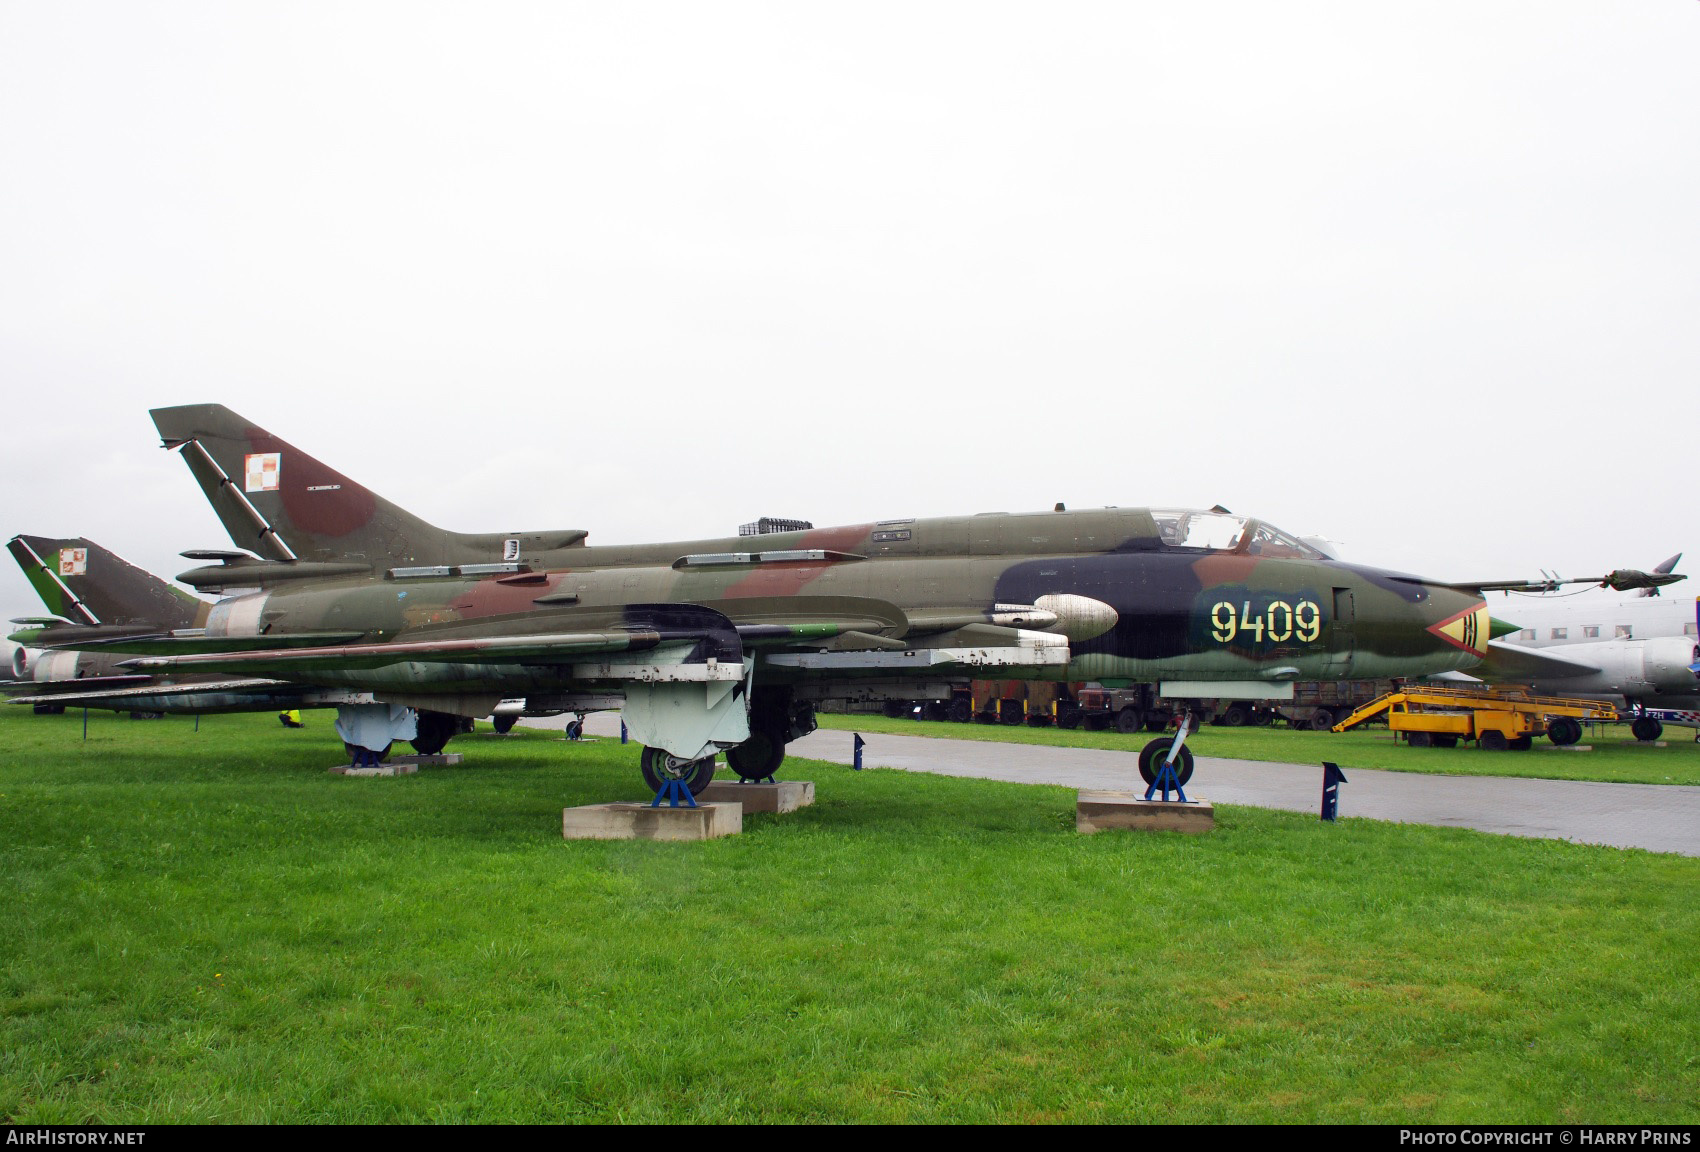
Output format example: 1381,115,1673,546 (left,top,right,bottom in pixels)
1211,599,1322,645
